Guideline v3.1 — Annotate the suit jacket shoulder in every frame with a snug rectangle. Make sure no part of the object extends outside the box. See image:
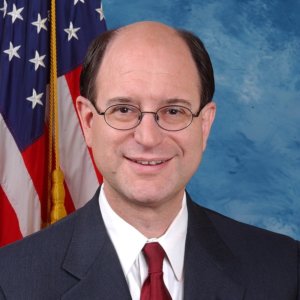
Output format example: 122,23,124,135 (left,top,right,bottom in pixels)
0,188,131,300
184,195,300,300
